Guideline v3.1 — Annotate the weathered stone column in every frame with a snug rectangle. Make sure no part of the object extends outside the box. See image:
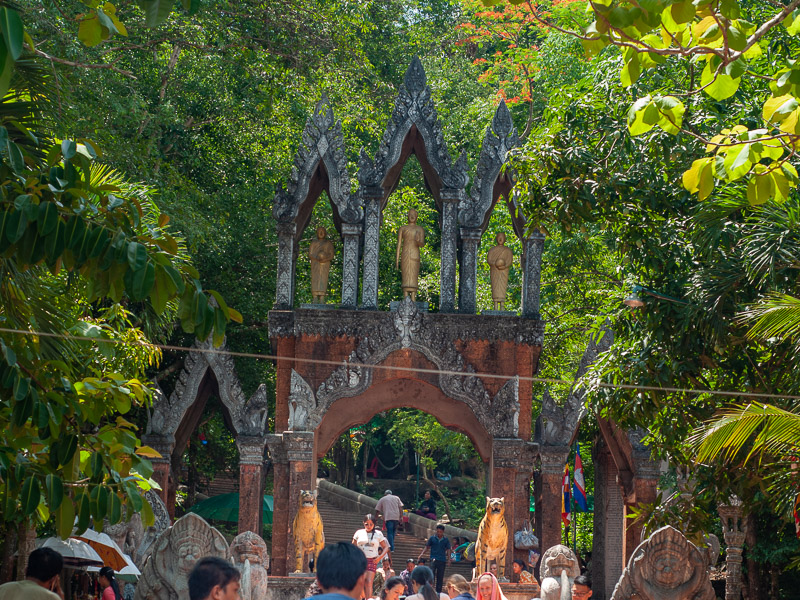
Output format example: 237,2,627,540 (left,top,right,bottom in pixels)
360,192,382,309
341,223,362,309
719,496,746,600
491,438,538,570
285,431,316,572
625,434,660,562
275,222,298,309
458,227,482,314
521,230,545,319
440,189,462,313
267,434,289,575
141,434,175,517
538,447,569,554
237,436,267,537
592,441,625,600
